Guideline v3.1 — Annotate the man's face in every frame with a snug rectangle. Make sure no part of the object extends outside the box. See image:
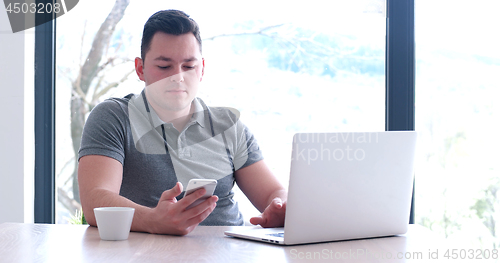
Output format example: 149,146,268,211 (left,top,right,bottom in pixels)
135,32,204,114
